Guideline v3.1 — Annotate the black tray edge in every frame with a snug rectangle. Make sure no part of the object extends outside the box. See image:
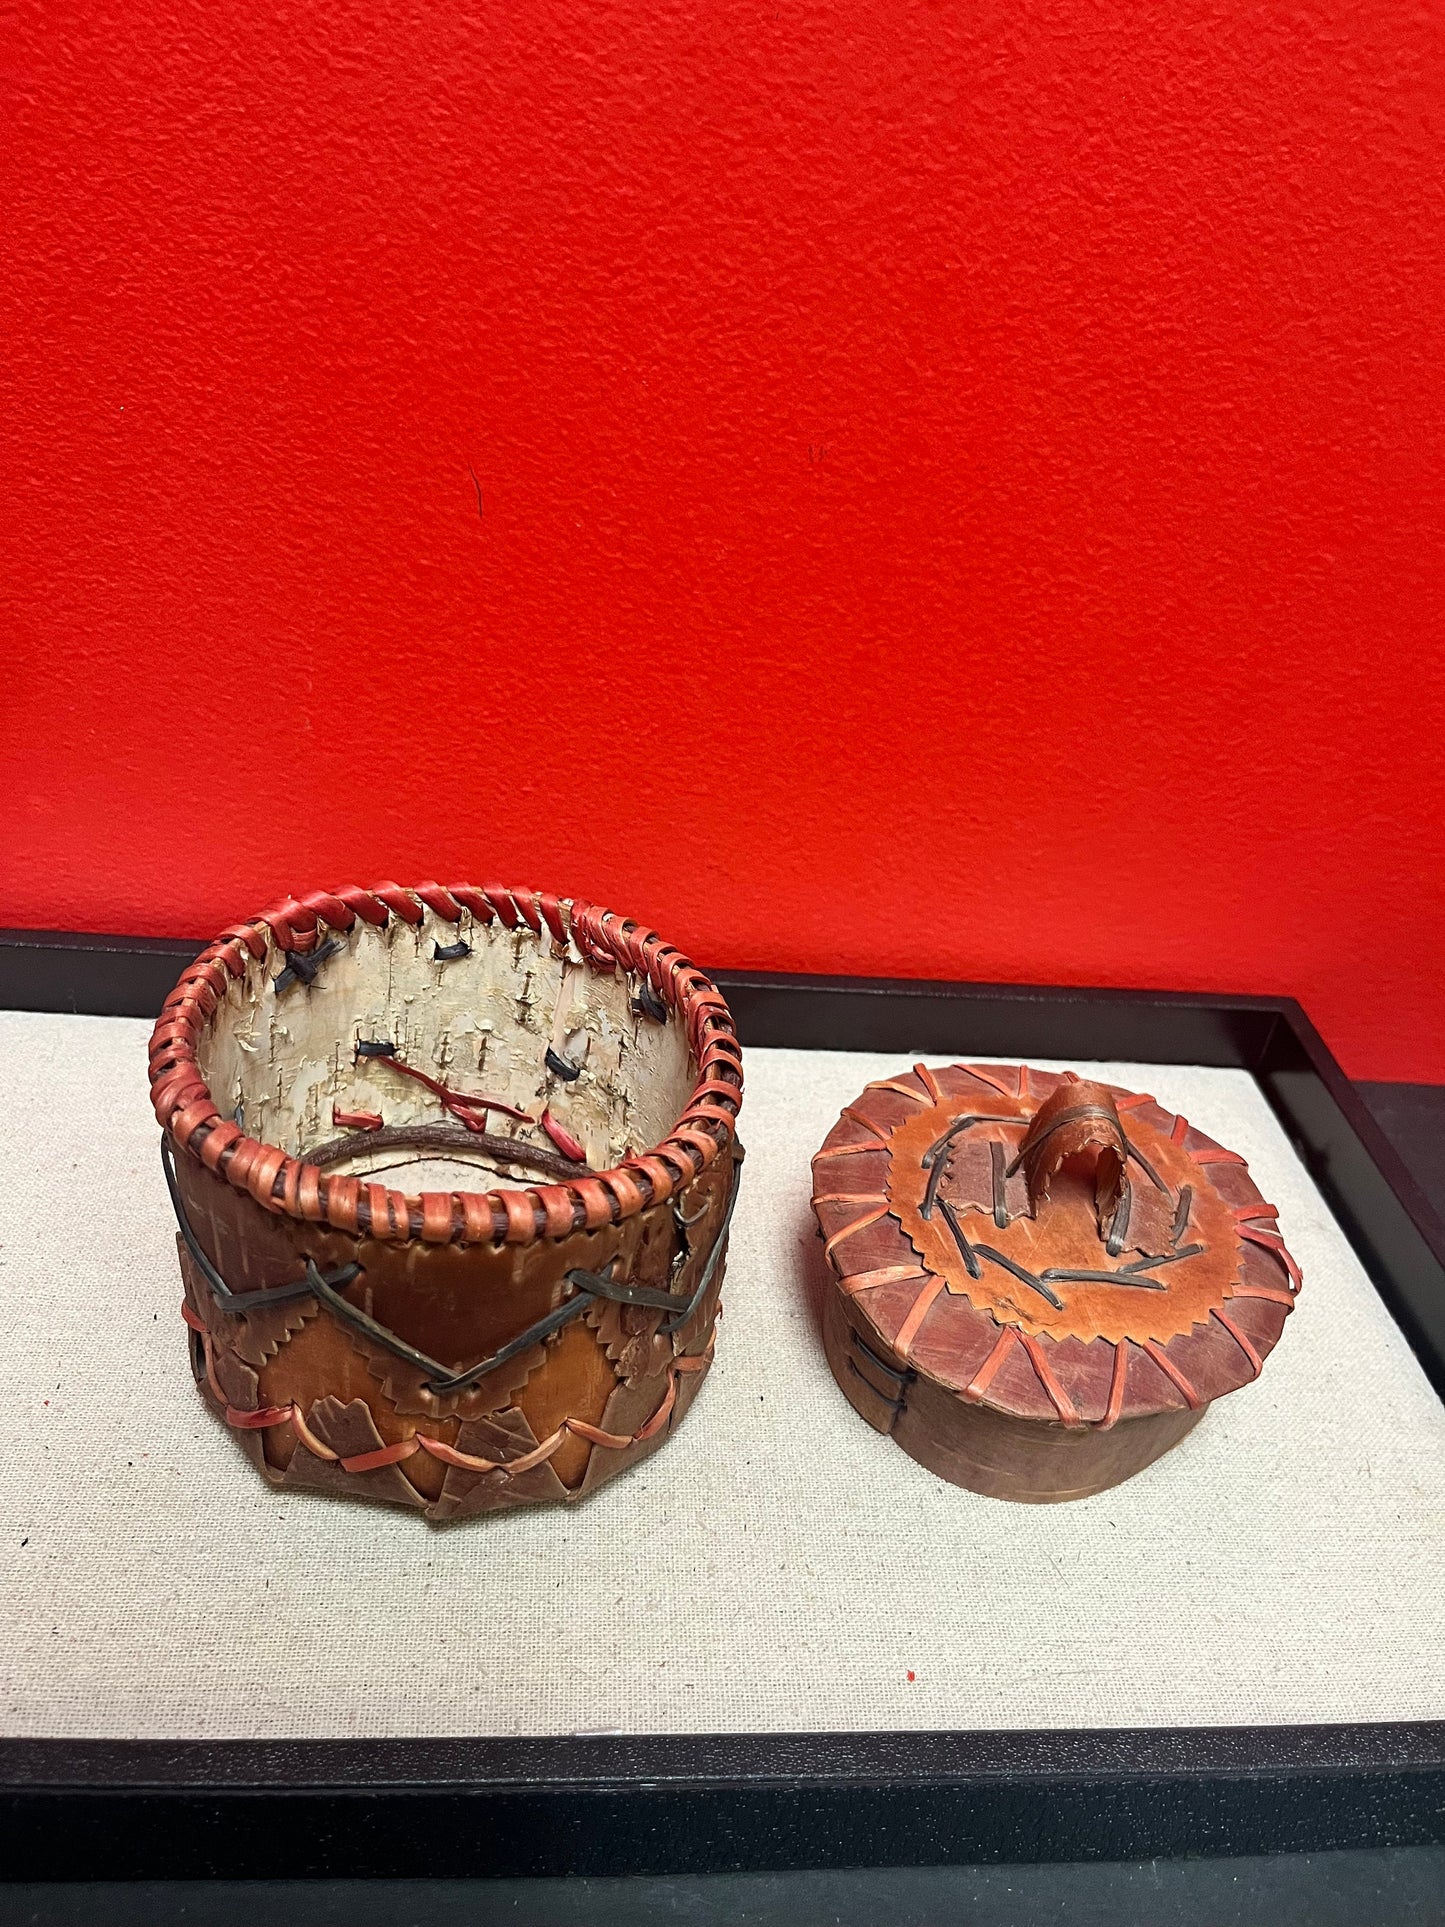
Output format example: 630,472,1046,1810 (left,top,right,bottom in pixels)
2,931,1443,1877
